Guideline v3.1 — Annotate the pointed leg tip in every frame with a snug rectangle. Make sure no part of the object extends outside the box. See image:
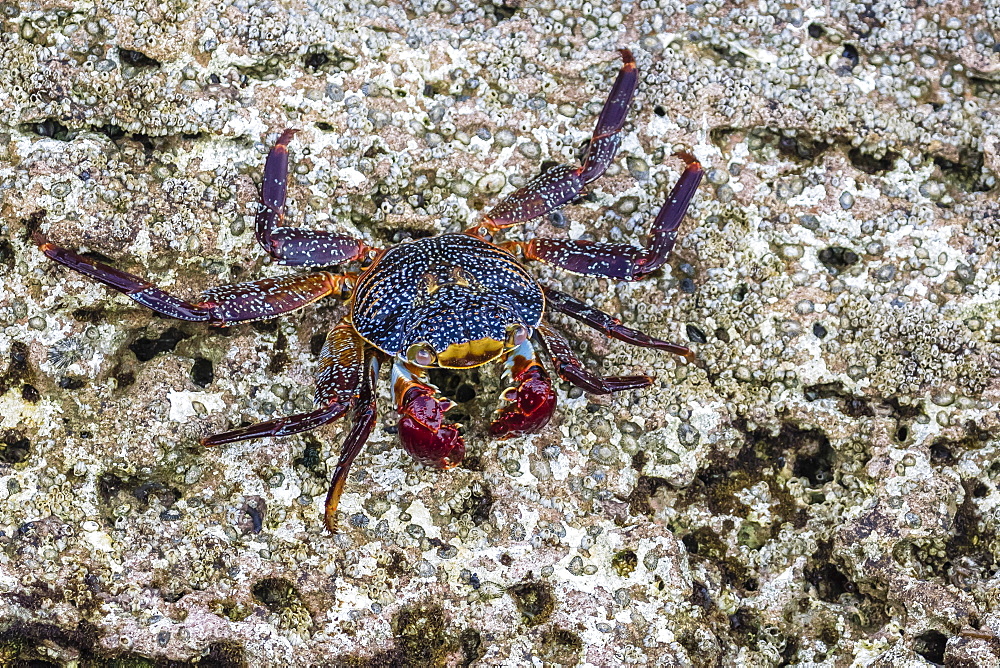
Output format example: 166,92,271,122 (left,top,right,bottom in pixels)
683,351,705,368
275,128,300,147
618,48,635,66
674,151,702,170
324,498,340,533
31,231,55,252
